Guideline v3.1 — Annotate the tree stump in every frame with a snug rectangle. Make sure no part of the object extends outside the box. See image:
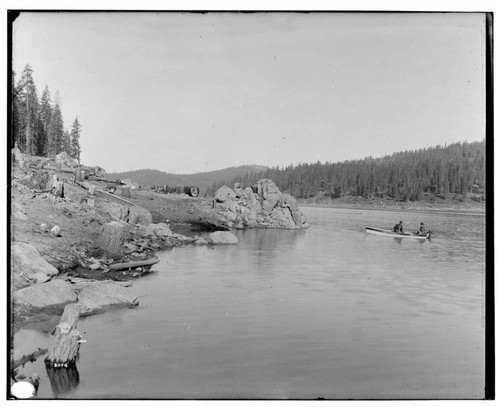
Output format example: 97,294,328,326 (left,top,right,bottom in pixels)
45,174,64,198
75,168,83,182
45,303,81,368
92,222,125,259
52,181,65,198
